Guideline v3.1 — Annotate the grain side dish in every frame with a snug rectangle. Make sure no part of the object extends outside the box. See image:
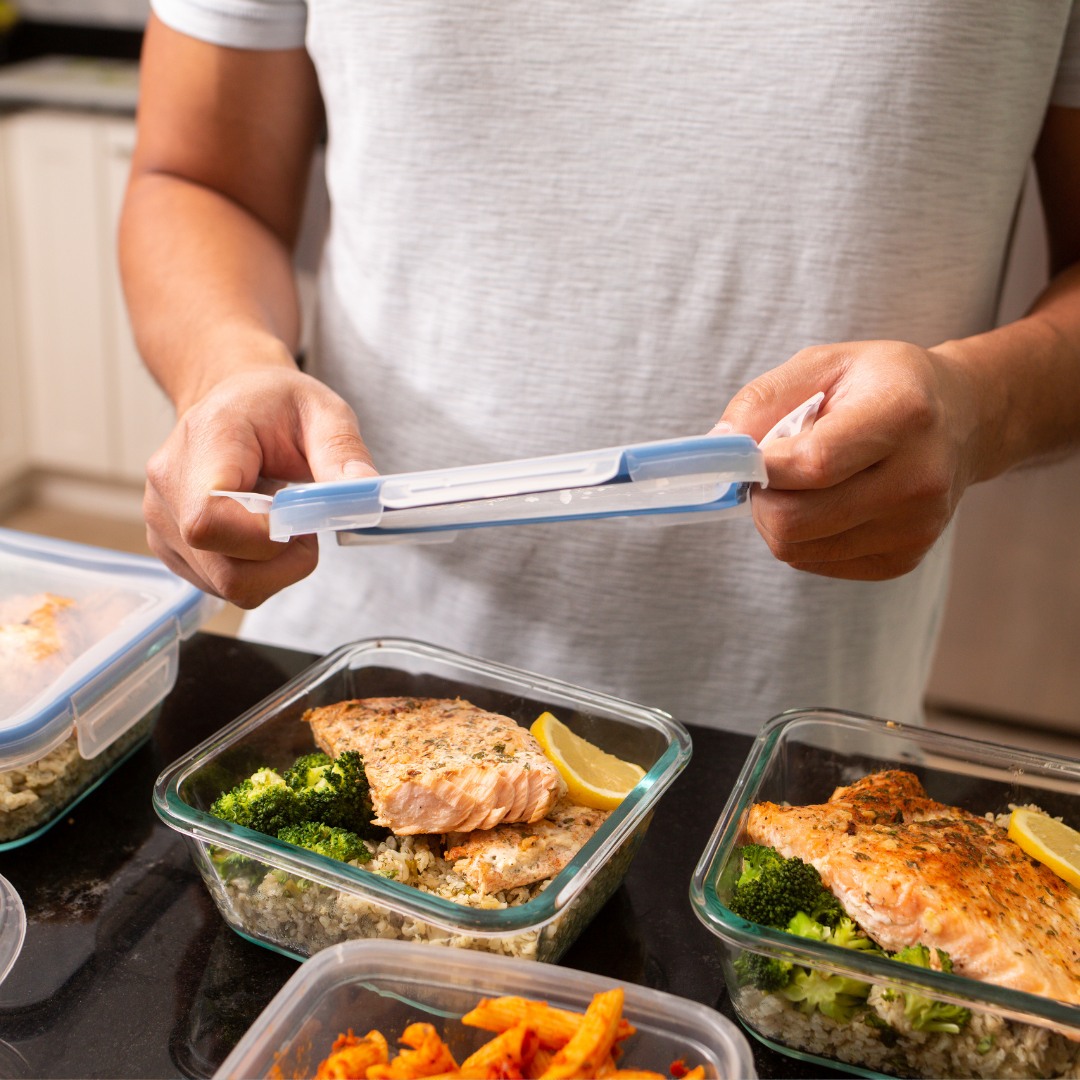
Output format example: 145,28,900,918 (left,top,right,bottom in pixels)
725,771,1080,1079
203,697,636,959
0,718,152,843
